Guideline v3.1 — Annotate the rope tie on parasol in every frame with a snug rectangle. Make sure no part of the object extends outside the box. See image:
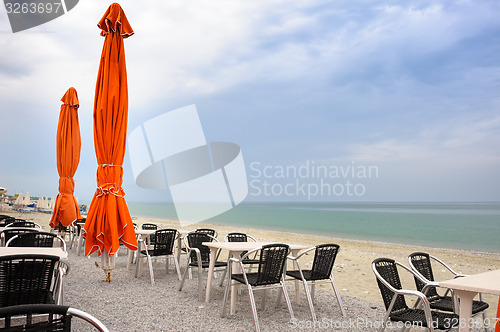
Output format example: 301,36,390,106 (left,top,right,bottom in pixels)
63,103,79,109
100,164,123,168
96,182,125,197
